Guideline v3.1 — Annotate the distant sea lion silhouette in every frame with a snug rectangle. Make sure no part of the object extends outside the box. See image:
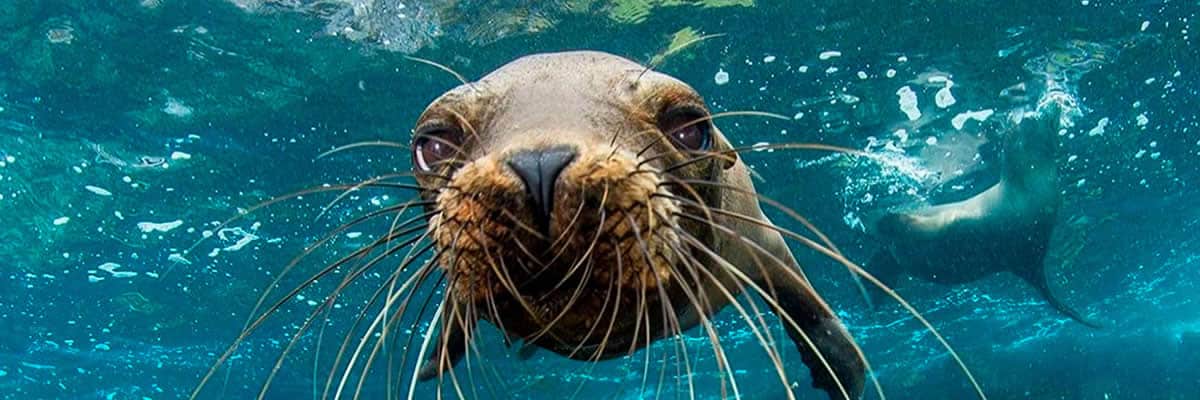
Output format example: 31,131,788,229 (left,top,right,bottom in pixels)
866,103,1101,327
